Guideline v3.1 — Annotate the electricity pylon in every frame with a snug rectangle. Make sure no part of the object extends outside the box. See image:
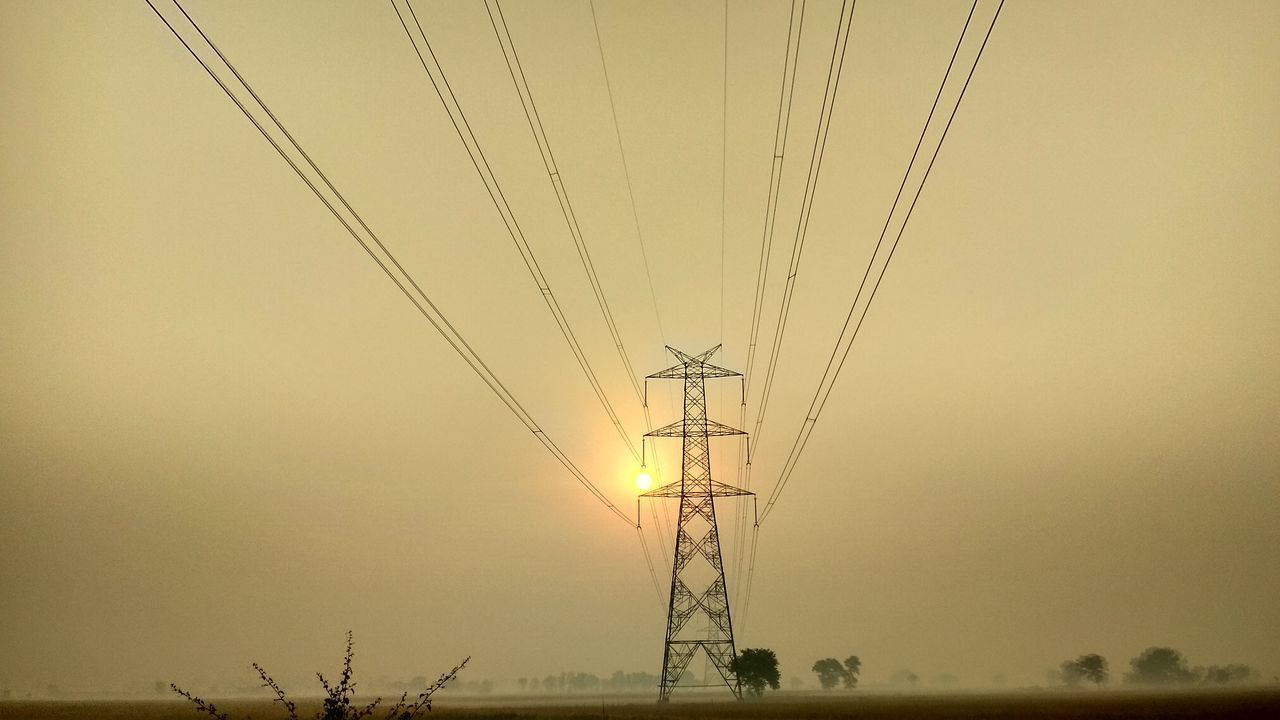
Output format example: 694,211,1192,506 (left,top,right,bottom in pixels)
640,345,753,702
